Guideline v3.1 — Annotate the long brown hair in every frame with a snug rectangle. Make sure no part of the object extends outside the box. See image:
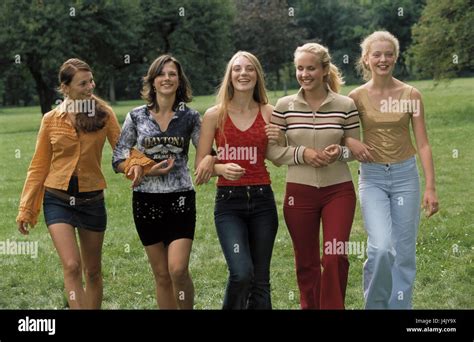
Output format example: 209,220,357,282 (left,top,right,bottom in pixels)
141,55,192,111
58,58,112,132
